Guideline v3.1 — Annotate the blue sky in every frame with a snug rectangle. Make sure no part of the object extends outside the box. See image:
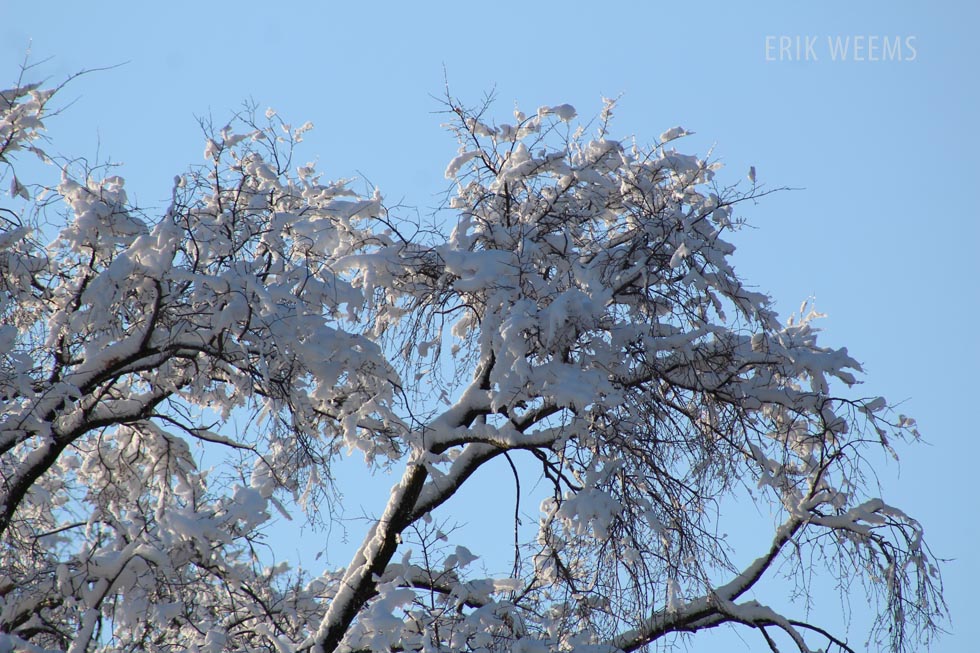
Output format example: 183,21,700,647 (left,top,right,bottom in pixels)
3,1,977,650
